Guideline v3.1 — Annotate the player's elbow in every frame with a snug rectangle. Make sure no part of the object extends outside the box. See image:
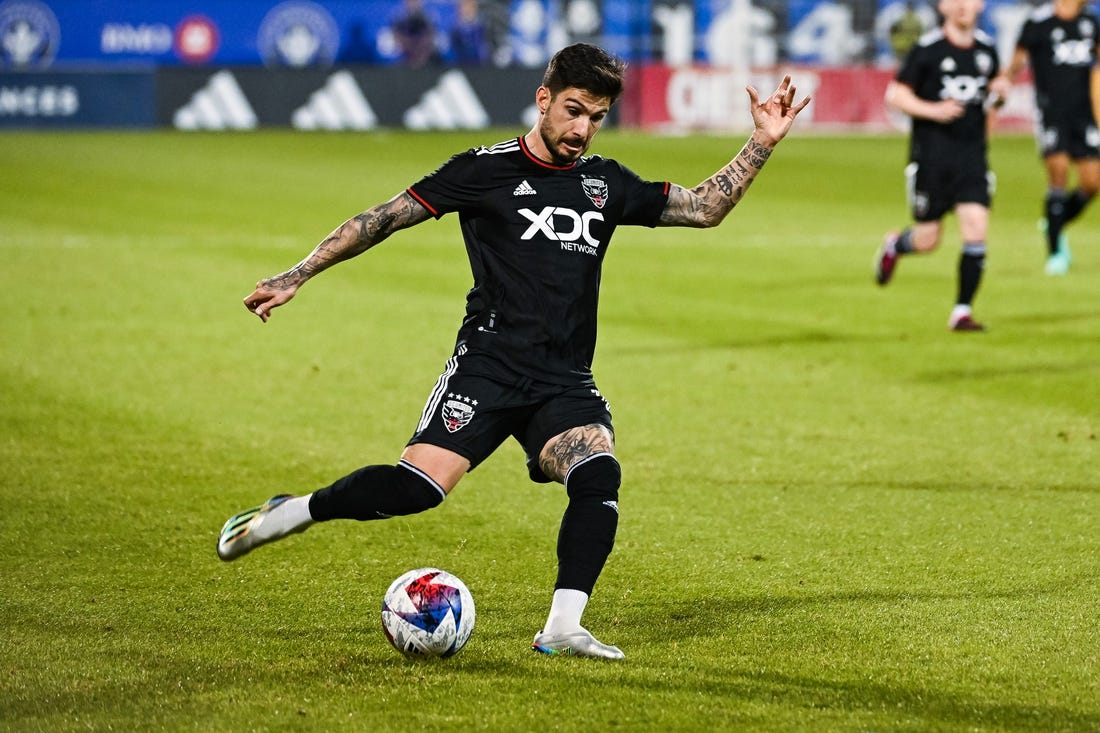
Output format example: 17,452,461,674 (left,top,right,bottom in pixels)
700,209,729,228
884,81,909,113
